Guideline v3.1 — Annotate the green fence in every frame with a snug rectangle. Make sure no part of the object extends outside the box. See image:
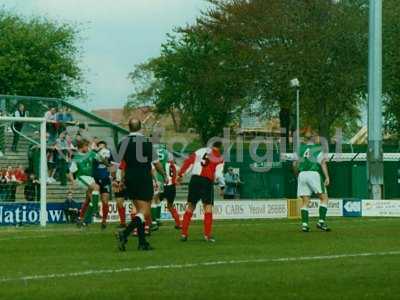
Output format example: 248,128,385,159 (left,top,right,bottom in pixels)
227,149,400,200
